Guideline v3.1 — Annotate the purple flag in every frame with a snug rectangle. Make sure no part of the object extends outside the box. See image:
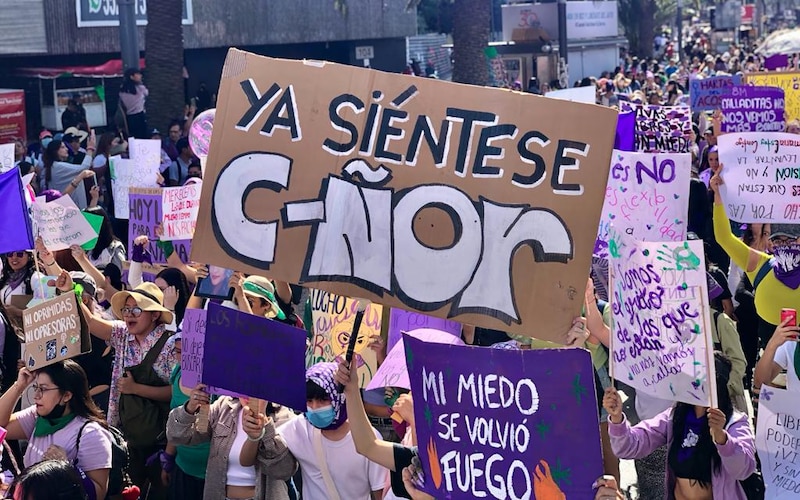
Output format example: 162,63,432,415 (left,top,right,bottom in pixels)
721,85,785,133
765,54,789,70
615,110,635,152
0,169,33,254
406,335,603,499
204,302,307,411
